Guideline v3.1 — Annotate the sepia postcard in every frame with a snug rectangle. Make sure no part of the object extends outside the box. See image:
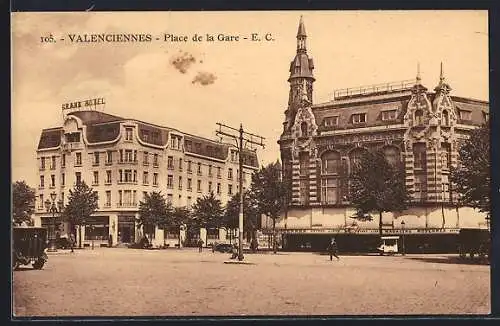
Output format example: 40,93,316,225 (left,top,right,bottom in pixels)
11,10,491,318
